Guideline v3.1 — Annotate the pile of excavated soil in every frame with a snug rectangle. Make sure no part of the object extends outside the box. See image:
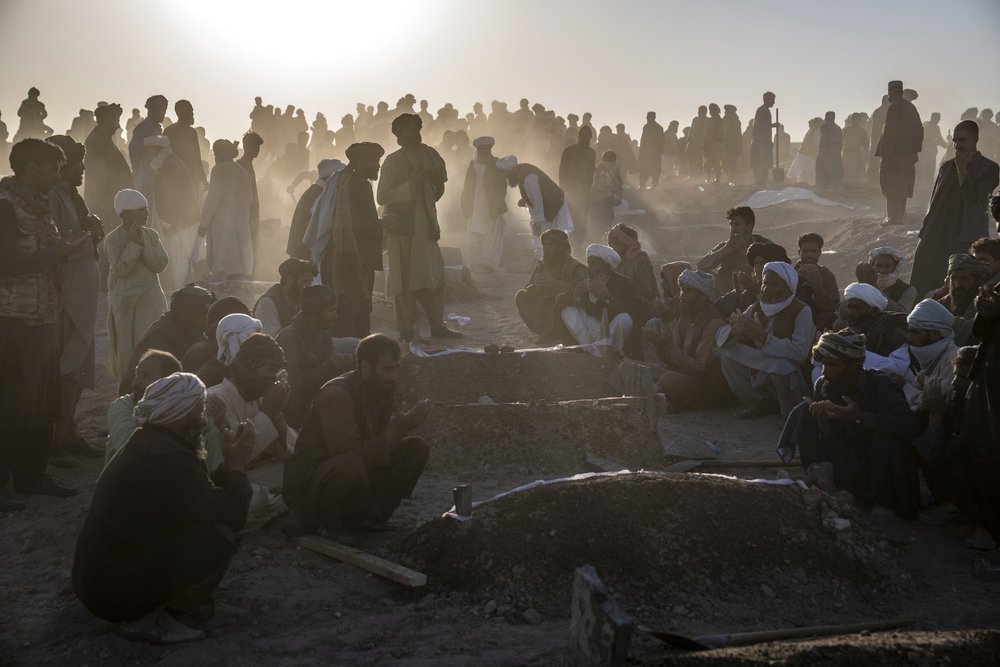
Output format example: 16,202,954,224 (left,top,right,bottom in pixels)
397,473,909,633
419,397,659,475
644,630,1000,666
396,350,618,405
